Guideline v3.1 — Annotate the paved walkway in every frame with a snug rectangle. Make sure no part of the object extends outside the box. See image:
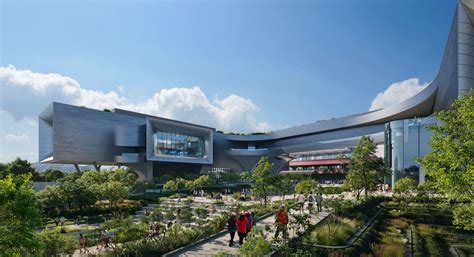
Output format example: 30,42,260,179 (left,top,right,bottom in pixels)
171,206,330,257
